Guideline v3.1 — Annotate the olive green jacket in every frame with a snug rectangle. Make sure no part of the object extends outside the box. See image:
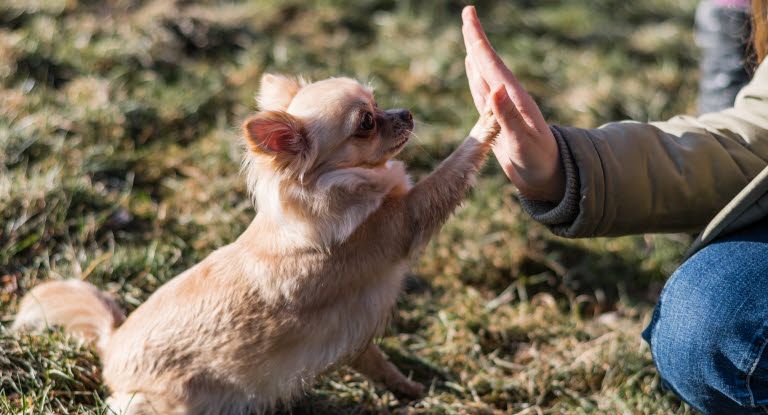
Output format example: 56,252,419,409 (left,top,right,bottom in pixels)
522,60,768,258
